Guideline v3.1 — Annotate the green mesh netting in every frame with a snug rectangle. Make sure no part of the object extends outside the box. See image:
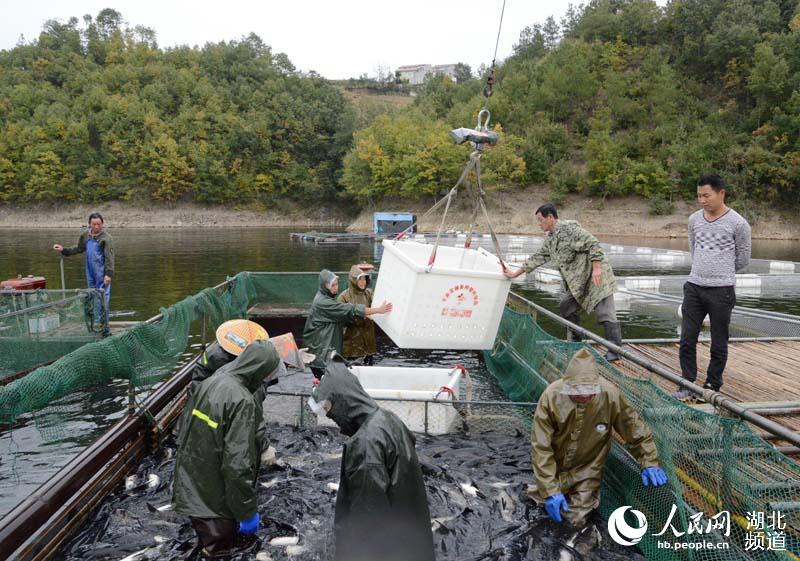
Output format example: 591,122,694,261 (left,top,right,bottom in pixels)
0,289,107,379
485,304,800,560
0,272,333,426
